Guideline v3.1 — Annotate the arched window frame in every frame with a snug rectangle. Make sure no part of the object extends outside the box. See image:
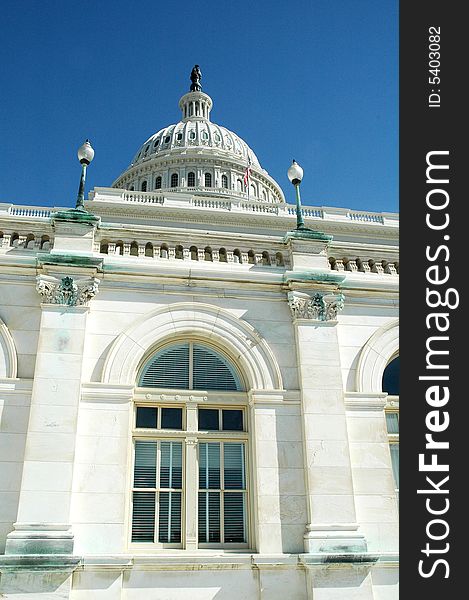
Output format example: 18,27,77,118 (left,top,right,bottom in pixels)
171,173,179,188
131,340,250,550
187,172,196,187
